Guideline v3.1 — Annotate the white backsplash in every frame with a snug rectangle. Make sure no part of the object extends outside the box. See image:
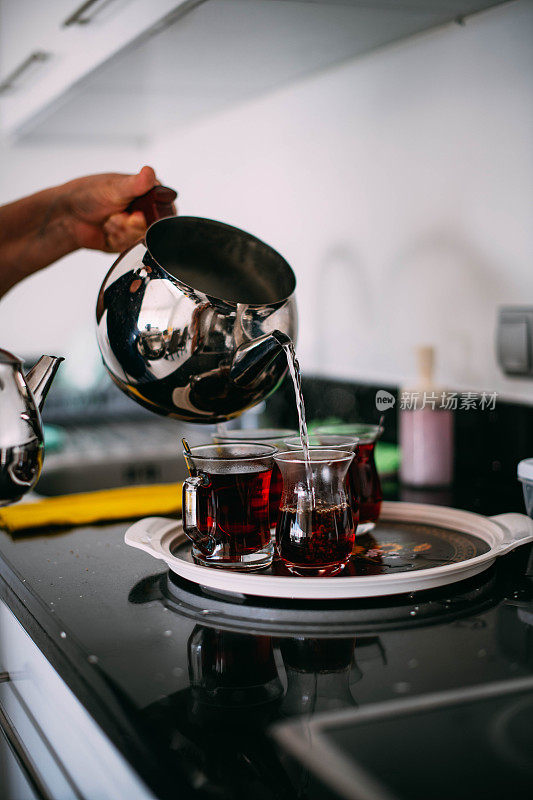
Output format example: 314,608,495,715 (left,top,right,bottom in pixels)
147,0,533,402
